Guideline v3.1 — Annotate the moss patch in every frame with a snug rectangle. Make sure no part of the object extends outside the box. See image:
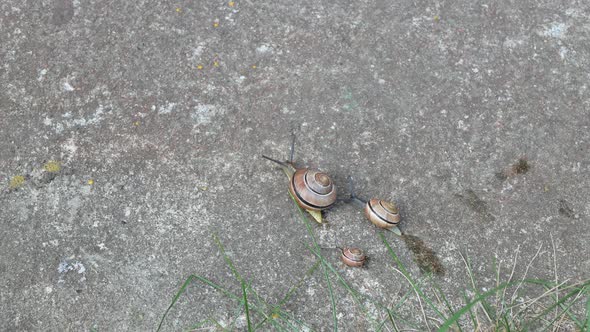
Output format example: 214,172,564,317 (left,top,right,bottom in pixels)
512,158,529,174
43,161,62,173
9,175,26,189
